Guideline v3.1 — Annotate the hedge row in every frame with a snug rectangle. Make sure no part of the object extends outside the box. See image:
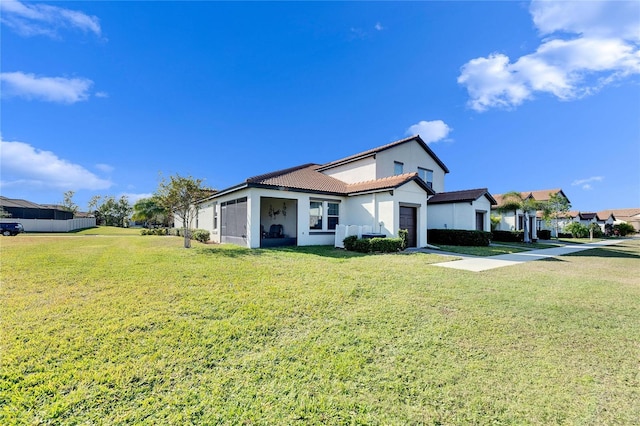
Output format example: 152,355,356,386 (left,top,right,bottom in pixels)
491,230,524,242
343,235,404,253
427,229,491,246
141,227,210,243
